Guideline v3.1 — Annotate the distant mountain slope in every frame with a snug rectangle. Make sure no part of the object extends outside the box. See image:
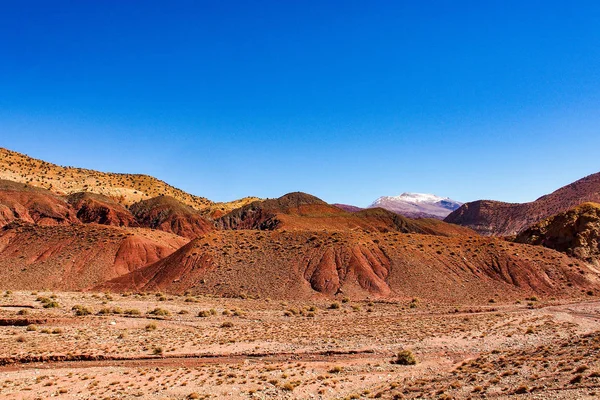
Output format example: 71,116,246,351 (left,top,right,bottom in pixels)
98,230,600,302
515,202,600,267
446,172,600,236
203,197,263,219
369,193,462,219
333,204,363,213
216,192,474,236
0,147,213,209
